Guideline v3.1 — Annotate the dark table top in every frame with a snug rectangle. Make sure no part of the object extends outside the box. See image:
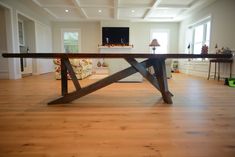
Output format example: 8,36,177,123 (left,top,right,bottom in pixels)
209,58,233,62
2,53,233,59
